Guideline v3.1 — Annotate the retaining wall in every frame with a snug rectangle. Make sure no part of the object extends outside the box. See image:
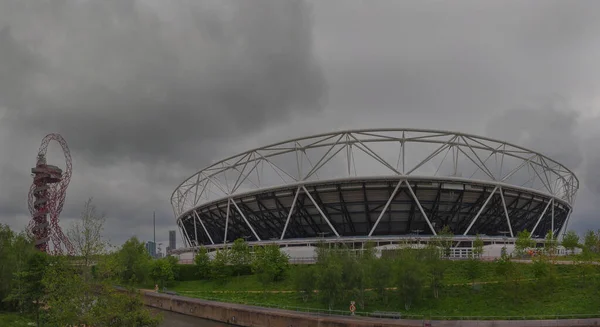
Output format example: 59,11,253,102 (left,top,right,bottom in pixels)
138,290,600,327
